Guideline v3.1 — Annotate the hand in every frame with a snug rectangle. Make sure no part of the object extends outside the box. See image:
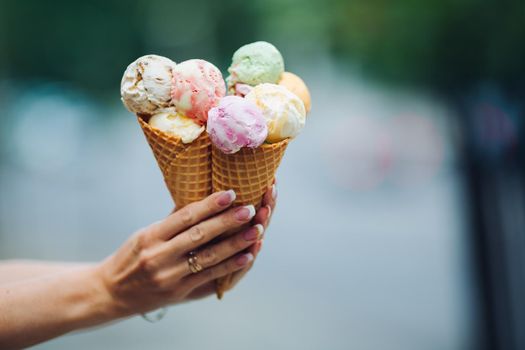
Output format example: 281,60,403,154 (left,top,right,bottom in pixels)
95,190,264,317
187,180,278,299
